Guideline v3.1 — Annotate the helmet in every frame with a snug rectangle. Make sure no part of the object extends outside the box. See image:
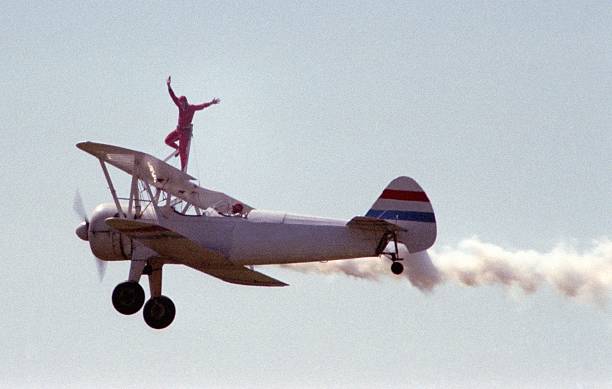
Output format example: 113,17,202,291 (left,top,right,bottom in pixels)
232,203,244,214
